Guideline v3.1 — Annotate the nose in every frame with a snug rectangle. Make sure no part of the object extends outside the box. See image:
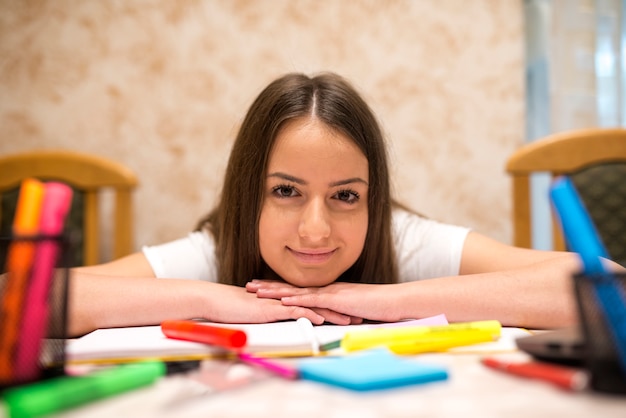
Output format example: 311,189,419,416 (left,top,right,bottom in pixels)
298,198,331,241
